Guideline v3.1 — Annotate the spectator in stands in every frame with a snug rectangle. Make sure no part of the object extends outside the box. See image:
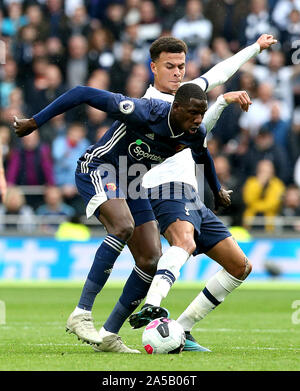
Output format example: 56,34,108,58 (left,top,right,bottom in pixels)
247,50,300,119
0,122,12,170
239,127,291,184
87,28,115,74
25,3,49,41
272,0,300,31
207,84,242,144
204,0,249,50
36,185,75,233
109,41,135,94
171,0,212,55
288,107,300,165
52,123,89,214
102,1,125,41
156,0,184,33
6,131,54,186
1,1,27,37
27,63,66,117
0,58,17,109
239,82,288,138
66,35,89,89
239,0,278,52
86,106,109,143
280,184,300,231
137,0,162,45
0,186,35,233
214,154,245,226
52,122,90,189
242,159,285,231
45,0,70,45
67,4,91,37
262,100,291,150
